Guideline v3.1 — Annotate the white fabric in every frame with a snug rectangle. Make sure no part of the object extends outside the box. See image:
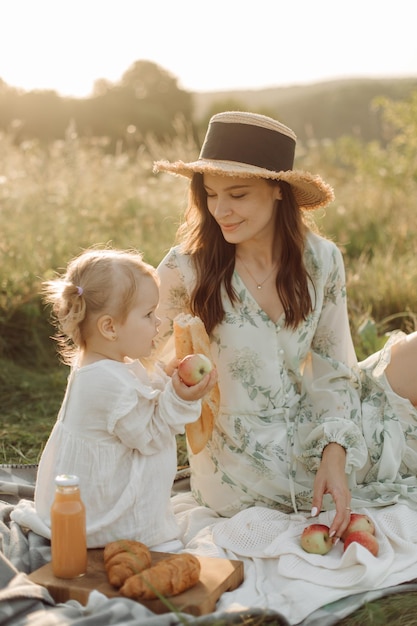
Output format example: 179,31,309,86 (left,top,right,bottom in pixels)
172,495,417,625
12,493,417,624
34,359,202,548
